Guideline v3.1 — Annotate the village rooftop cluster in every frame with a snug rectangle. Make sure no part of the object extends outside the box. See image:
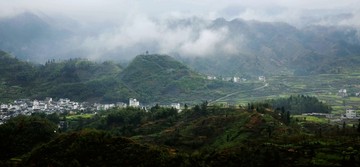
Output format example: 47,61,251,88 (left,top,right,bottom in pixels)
206,75,266,83
0,97,181,125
